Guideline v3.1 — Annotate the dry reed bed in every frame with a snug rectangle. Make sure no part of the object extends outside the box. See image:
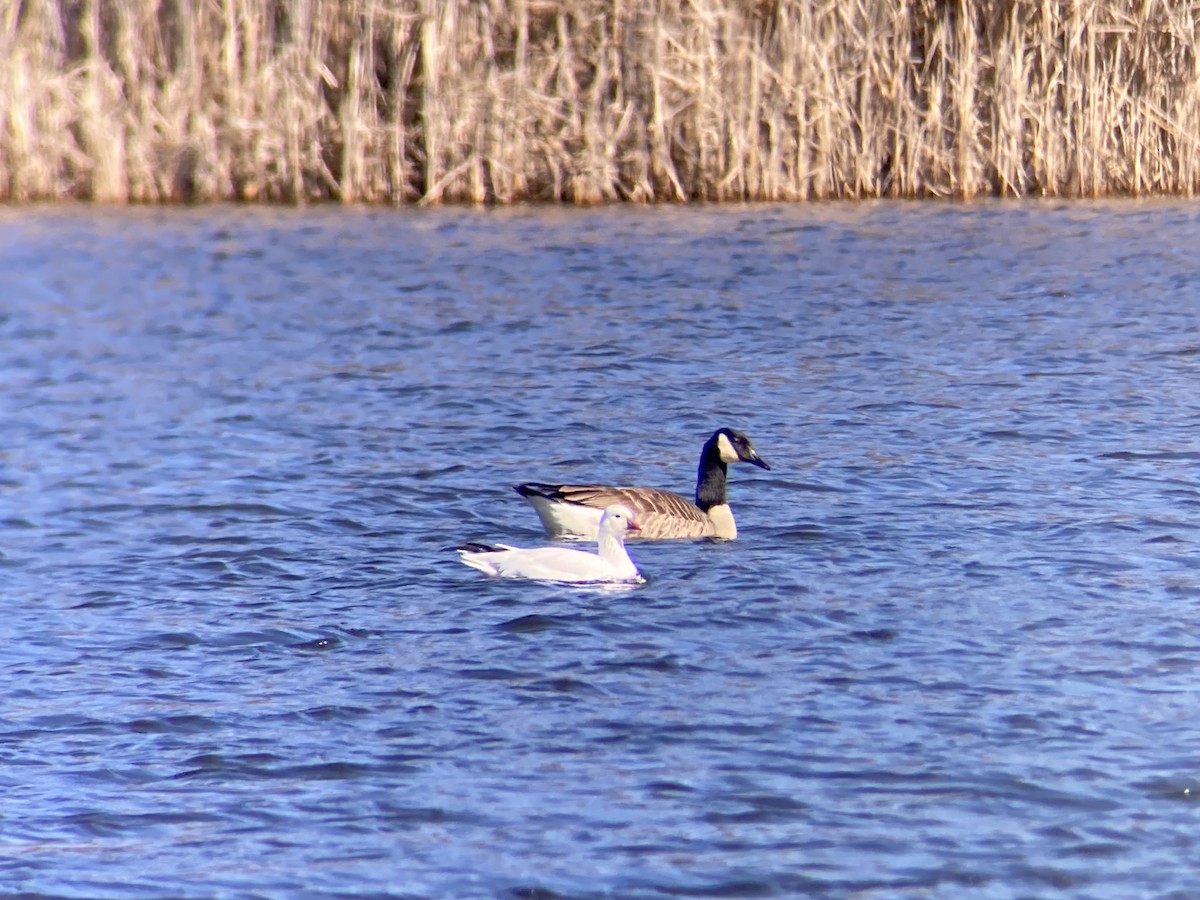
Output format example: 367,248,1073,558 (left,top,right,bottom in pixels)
1,0,1198,204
